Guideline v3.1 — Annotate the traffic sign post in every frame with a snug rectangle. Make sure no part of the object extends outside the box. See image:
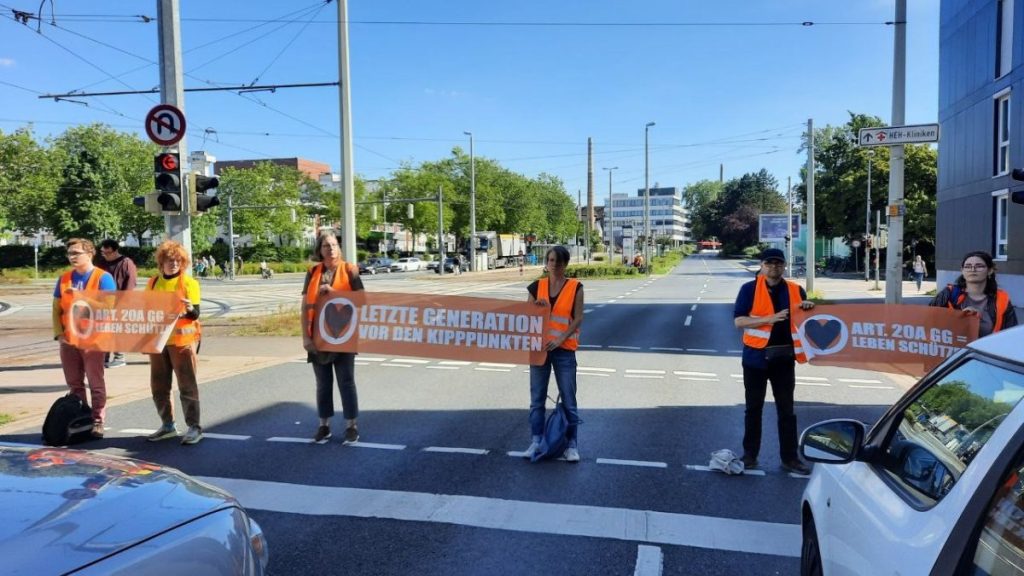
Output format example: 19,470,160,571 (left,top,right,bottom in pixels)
145,104,187,147
858,124,939,148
